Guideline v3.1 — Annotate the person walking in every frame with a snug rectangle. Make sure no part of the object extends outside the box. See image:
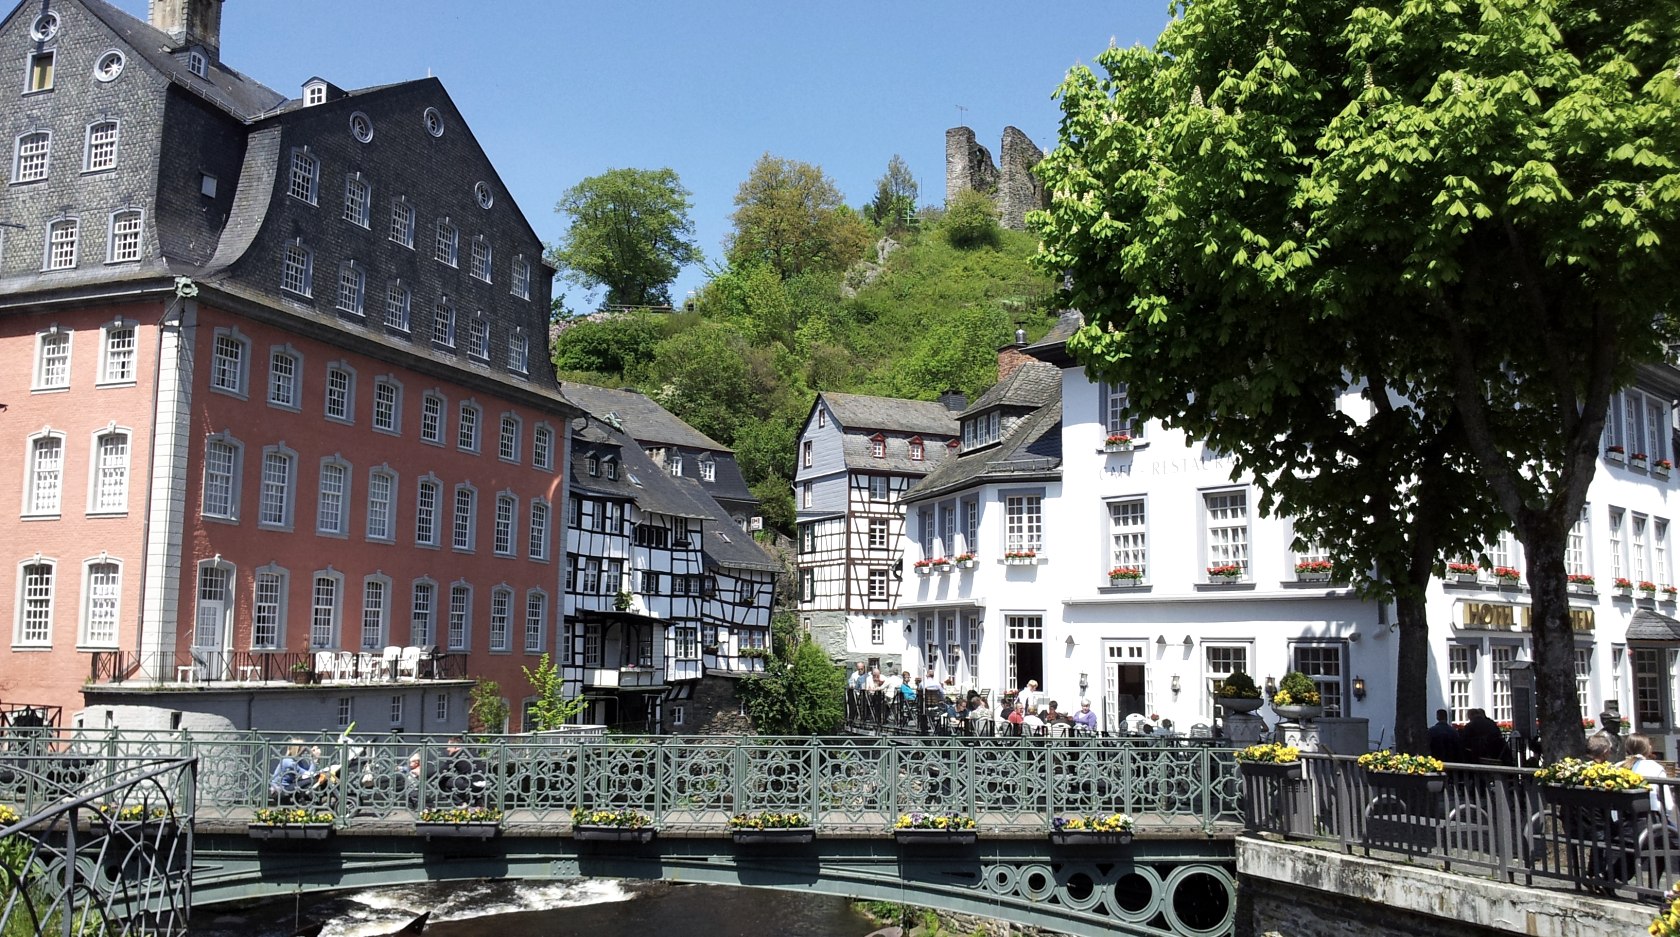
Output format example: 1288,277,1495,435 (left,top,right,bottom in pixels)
1428,709,1466,763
